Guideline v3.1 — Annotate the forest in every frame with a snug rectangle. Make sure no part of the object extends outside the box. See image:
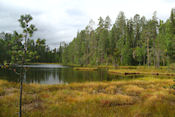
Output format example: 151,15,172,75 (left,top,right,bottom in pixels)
60,9,175,67
0,33,59,63
0,9,175,67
